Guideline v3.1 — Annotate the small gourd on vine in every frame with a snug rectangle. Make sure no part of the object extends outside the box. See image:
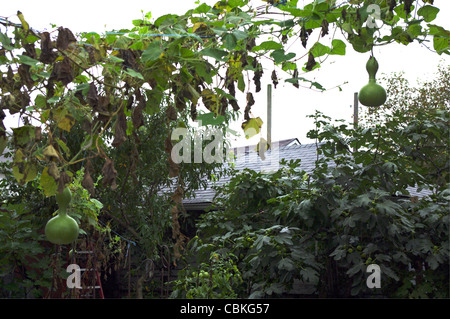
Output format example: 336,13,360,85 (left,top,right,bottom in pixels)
358,56,387,107
45,187,79,245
